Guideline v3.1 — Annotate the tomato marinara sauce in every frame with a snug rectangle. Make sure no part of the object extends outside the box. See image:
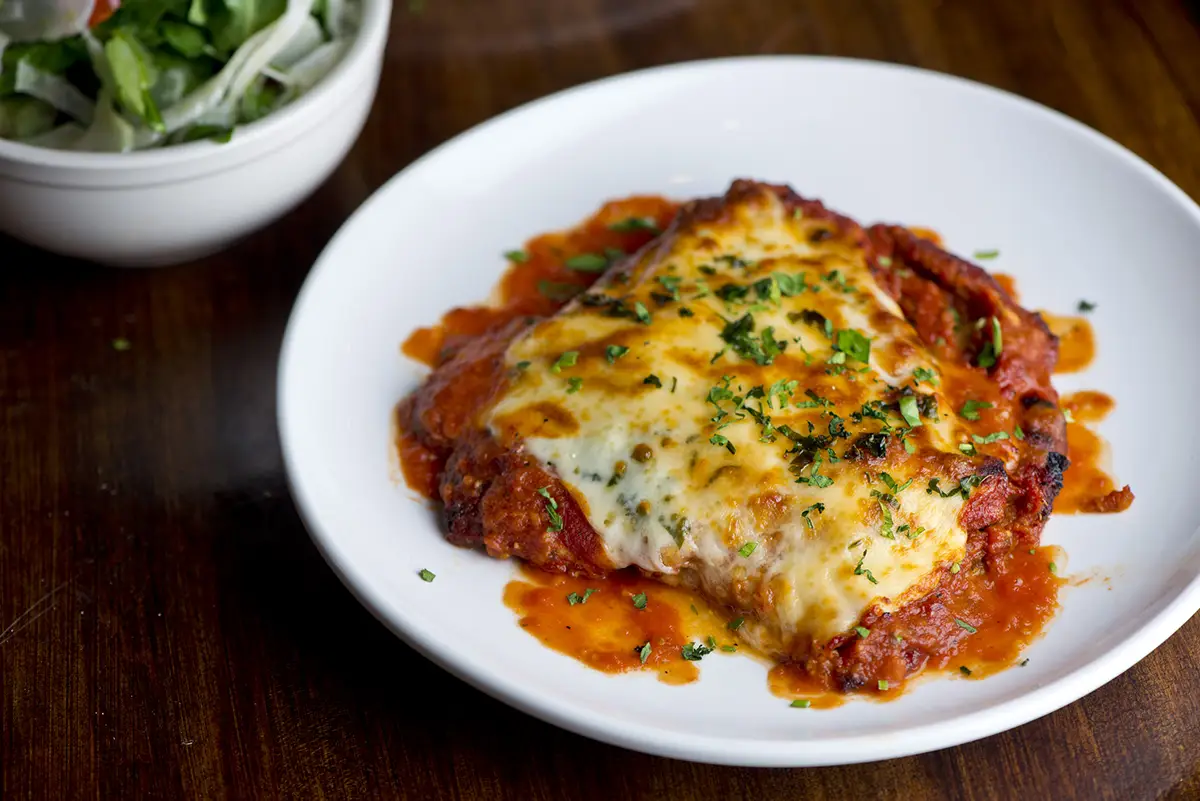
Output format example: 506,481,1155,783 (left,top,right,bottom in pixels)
397,193,1129,702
